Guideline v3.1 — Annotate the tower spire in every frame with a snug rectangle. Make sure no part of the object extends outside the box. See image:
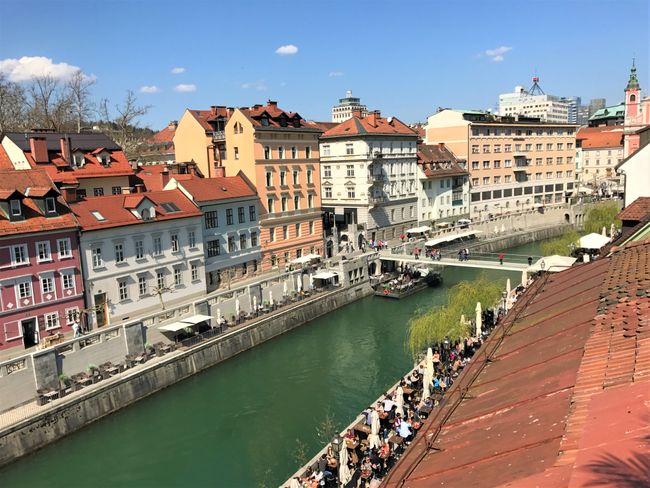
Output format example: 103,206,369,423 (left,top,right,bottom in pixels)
626,58,640,91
